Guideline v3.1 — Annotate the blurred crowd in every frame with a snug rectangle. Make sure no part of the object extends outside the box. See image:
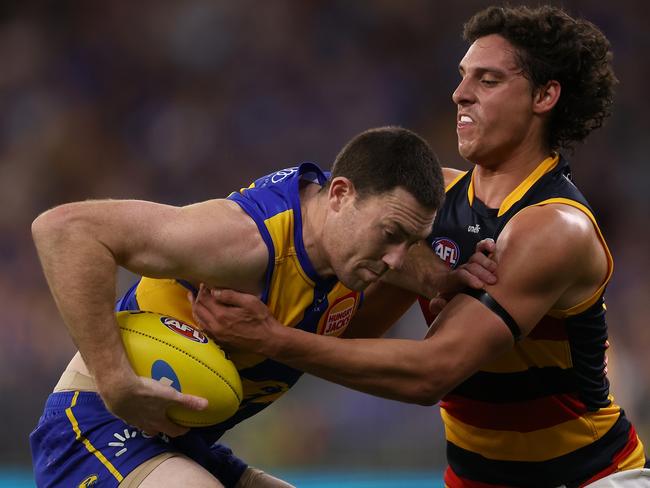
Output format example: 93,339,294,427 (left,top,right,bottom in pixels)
1,0,648,471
